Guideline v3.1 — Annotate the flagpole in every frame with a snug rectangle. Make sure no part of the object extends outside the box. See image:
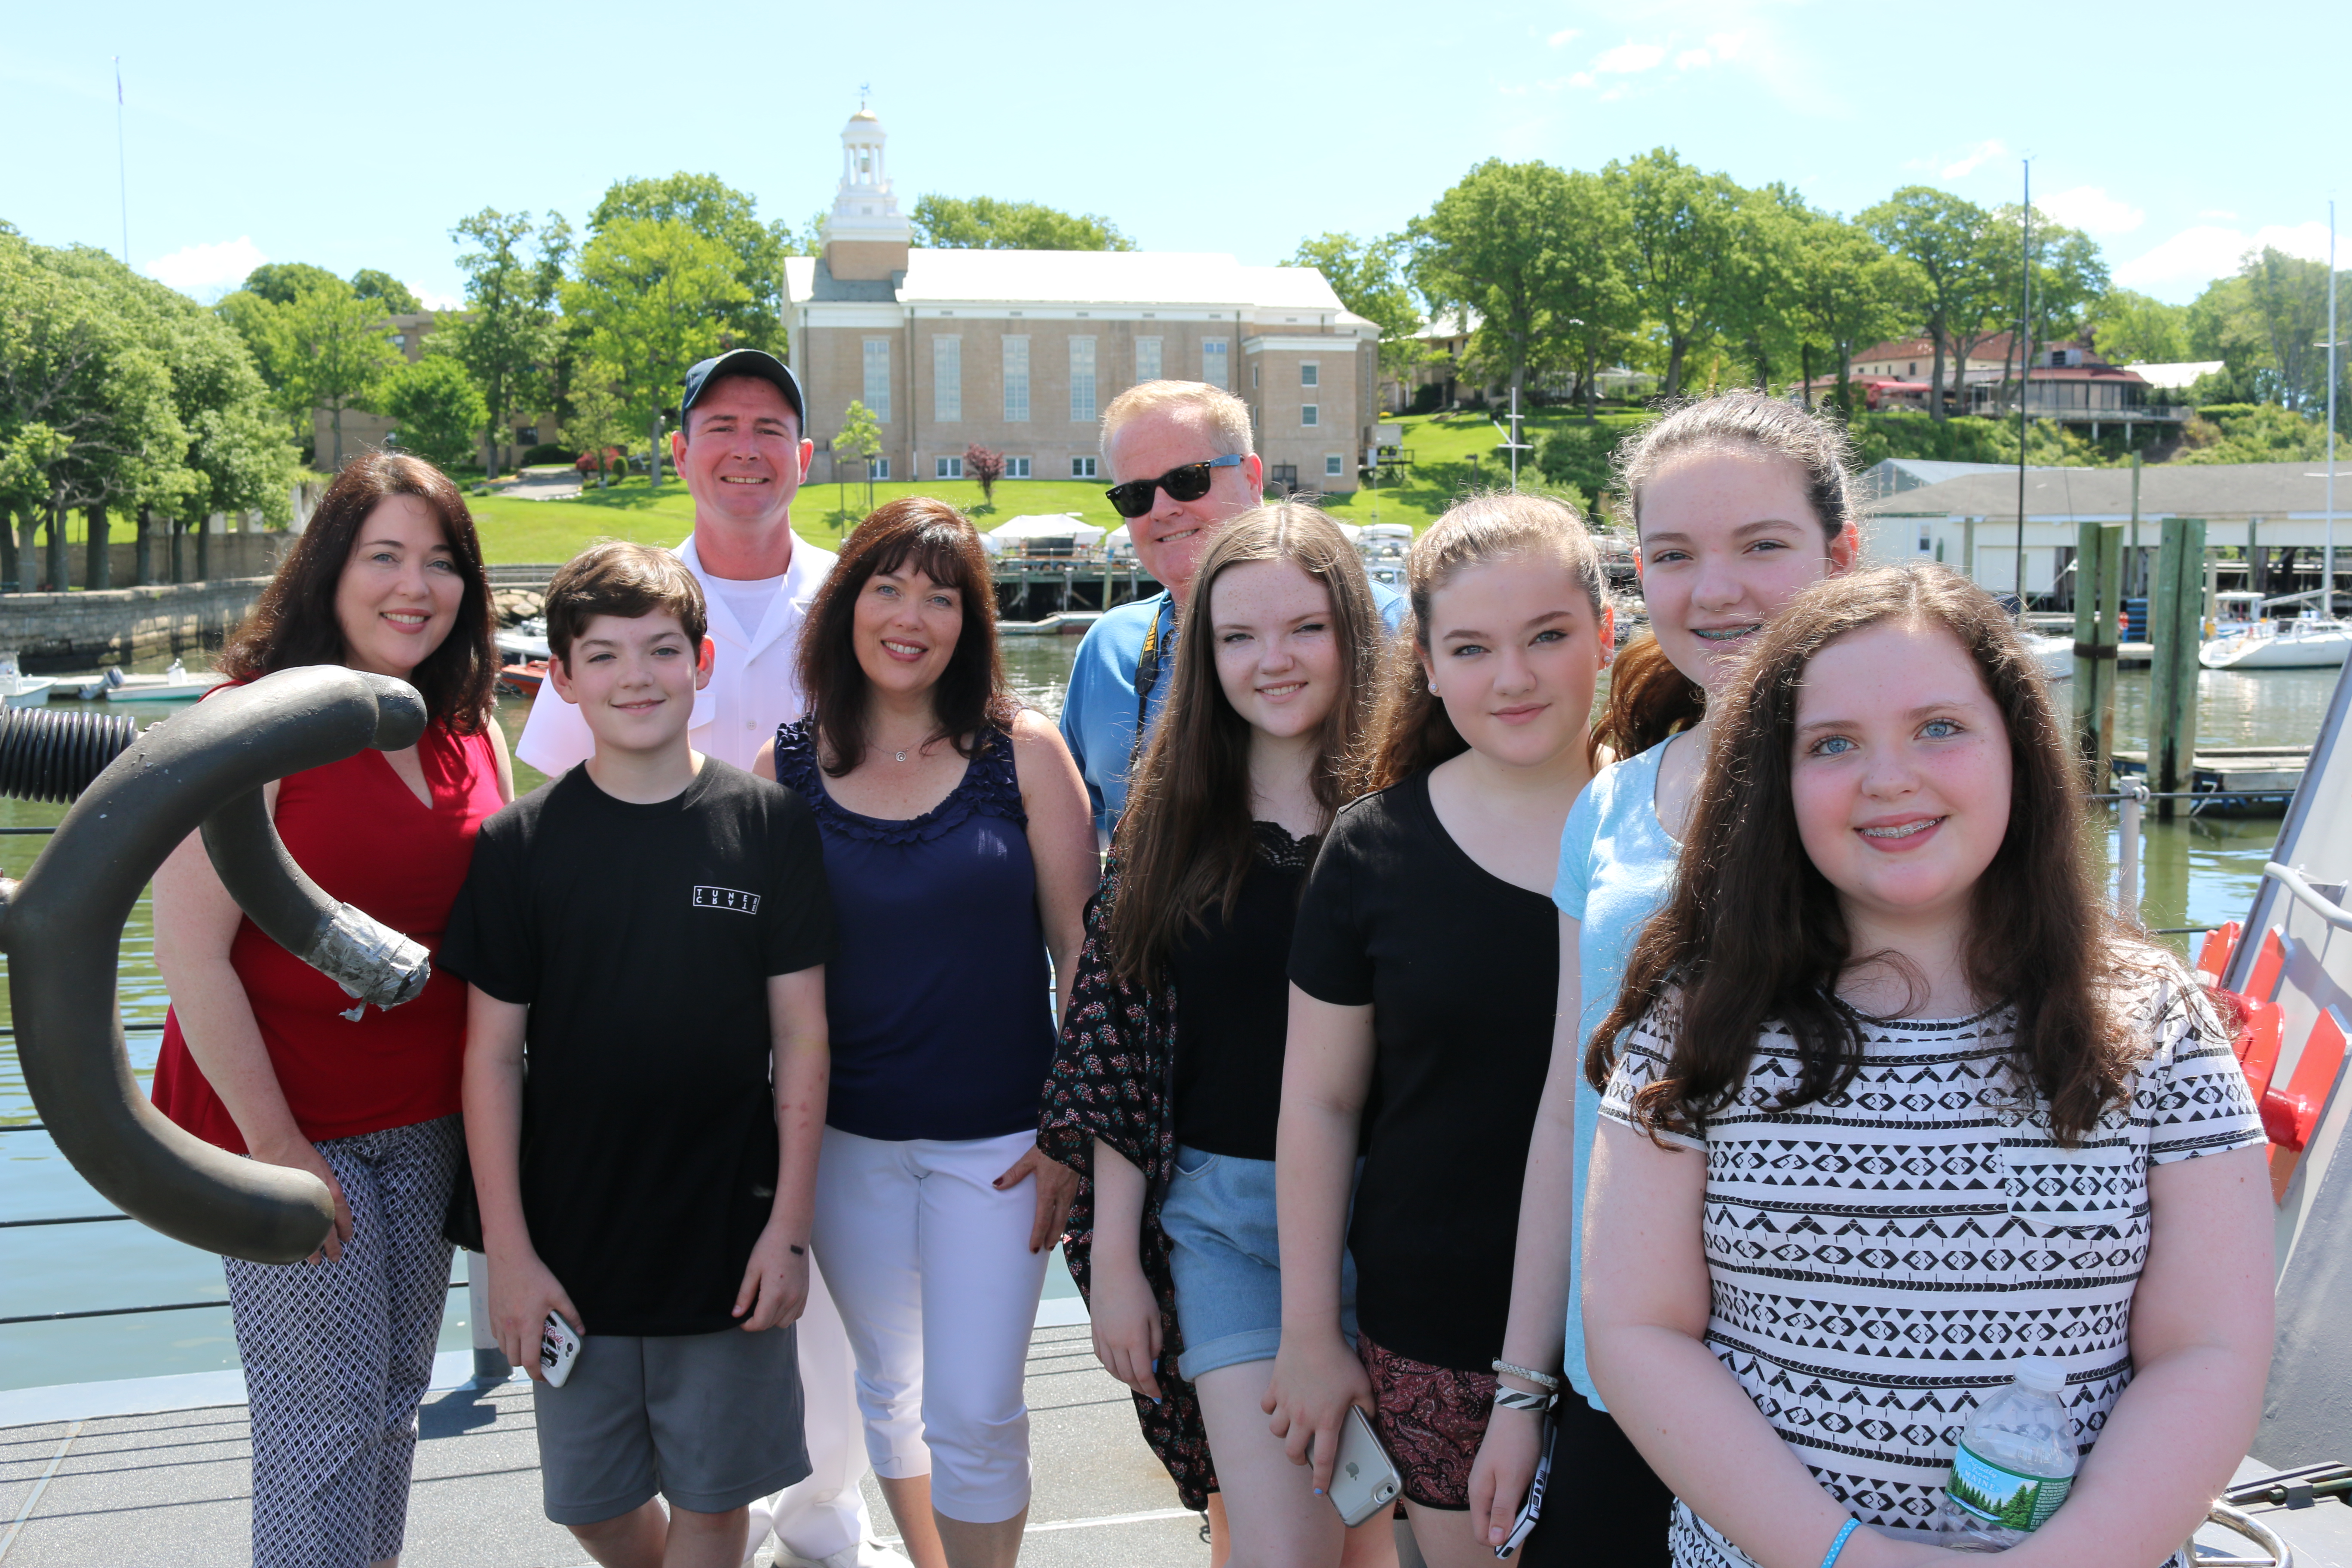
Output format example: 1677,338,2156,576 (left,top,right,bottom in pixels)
2328,199,2337,617
114,57,129,266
